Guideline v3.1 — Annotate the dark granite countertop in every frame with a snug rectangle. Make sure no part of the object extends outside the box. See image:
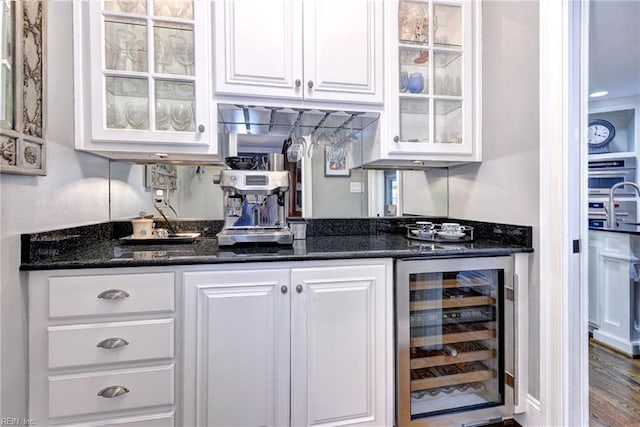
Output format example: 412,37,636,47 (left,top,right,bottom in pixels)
590,224,640,235
21,218,533,271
